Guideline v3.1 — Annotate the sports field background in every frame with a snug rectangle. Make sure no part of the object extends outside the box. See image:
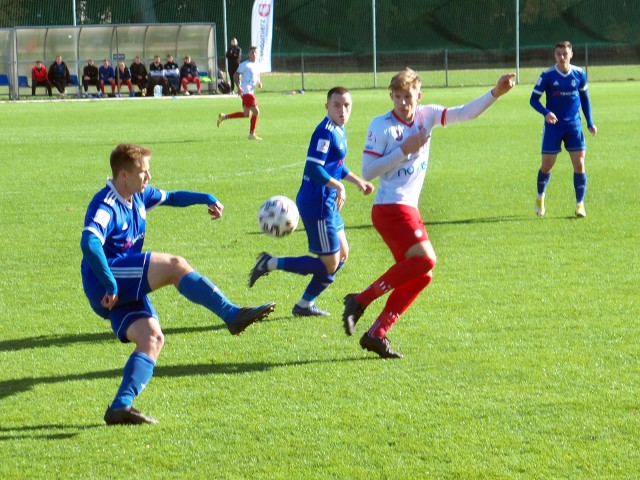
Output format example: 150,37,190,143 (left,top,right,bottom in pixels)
0,77,638,478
